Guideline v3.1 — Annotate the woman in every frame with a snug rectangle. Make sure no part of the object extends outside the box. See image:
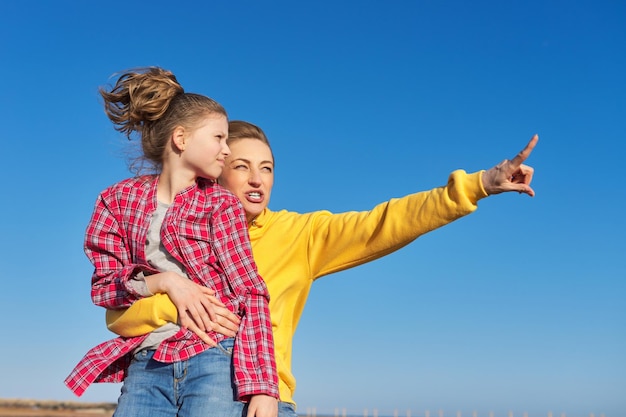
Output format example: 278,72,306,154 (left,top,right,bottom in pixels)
107,120,538,416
